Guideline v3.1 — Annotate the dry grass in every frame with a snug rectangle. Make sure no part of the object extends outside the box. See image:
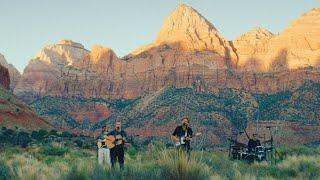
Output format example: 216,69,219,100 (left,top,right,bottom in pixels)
0,145,320,179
